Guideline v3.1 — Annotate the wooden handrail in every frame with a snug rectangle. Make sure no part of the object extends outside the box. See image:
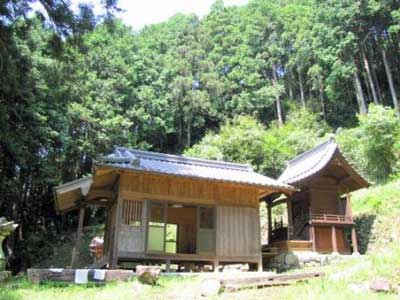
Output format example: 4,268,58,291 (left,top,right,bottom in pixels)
310,213,353,223
292,211,353,224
